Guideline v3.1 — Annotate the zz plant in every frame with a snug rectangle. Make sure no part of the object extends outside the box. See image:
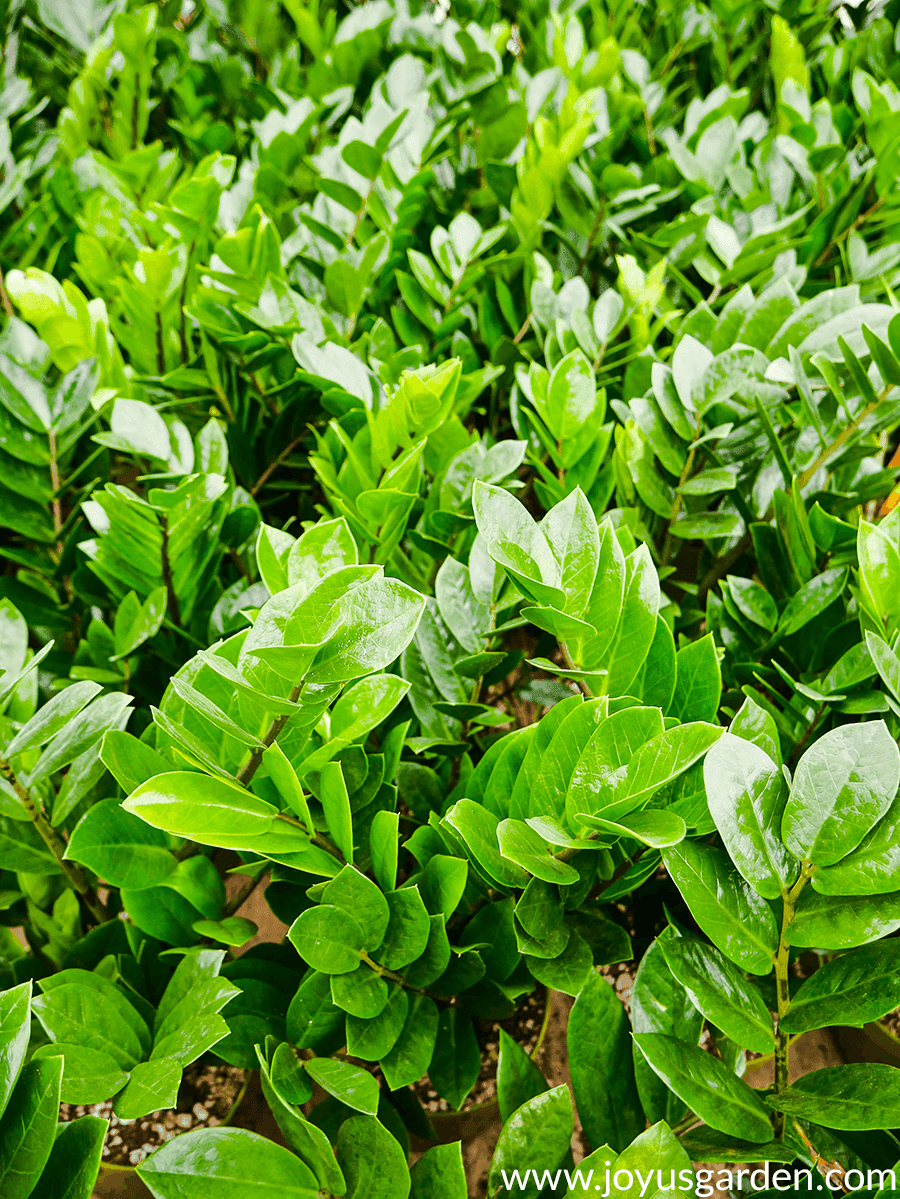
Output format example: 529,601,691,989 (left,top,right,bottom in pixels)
639,706,900,1149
